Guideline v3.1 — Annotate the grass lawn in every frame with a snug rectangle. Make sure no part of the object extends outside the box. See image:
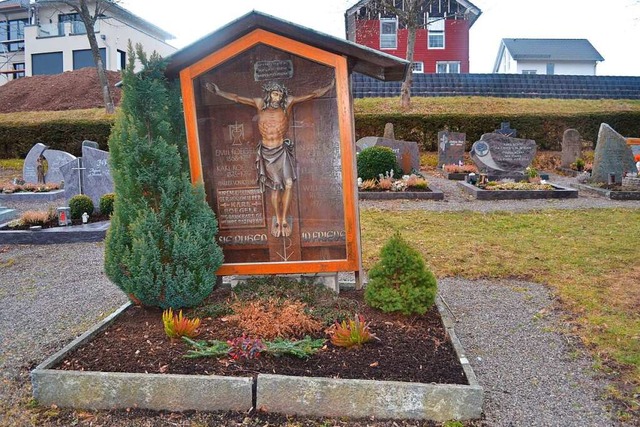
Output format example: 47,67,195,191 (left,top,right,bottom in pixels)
361,207,640,416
